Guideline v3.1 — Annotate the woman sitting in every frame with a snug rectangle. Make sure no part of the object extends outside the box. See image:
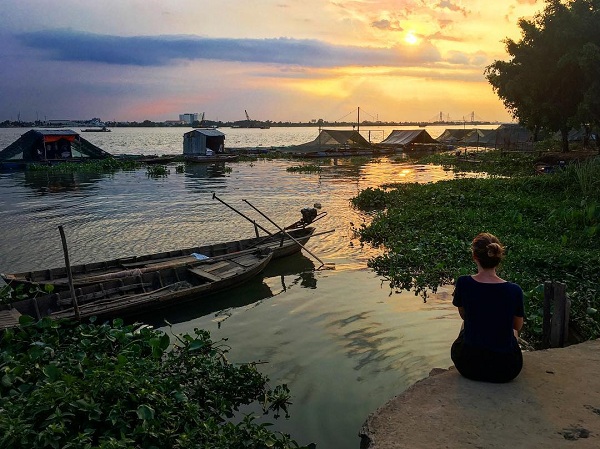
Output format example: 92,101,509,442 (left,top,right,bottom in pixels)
451,233,524,383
